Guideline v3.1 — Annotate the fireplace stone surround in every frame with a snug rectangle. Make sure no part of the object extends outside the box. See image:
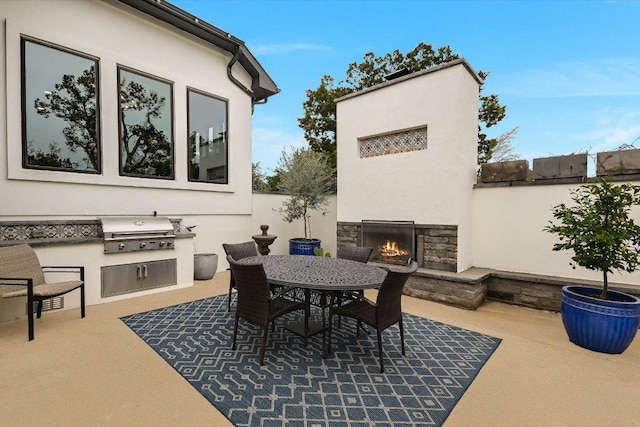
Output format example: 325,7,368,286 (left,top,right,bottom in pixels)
337,221,457,272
